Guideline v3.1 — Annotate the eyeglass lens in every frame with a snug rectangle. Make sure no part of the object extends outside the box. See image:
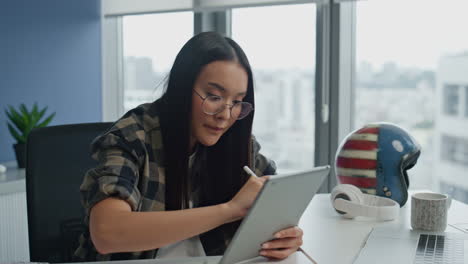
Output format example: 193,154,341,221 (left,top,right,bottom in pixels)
203,96,252,120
